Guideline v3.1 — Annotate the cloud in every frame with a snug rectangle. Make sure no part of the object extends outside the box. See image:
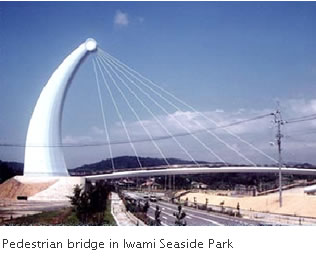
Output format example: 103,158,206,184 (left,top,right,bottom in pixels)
282,99,316,128
114,10,129,27
62,98,316,167
285,98,316,115
62,135,93,144
106,101,316,162
109,109,270,139
91,126,104,135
